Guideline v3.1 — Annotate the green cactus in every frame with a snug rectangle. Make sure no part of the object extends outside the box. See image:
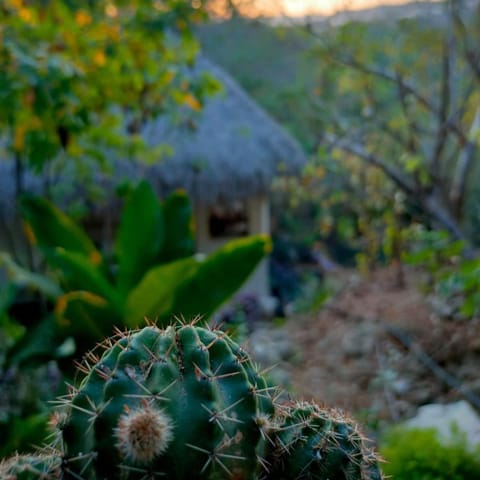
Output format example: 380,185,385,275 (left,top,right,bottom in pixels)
51,321,276,479
2,321,383,479
266,402,383,480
